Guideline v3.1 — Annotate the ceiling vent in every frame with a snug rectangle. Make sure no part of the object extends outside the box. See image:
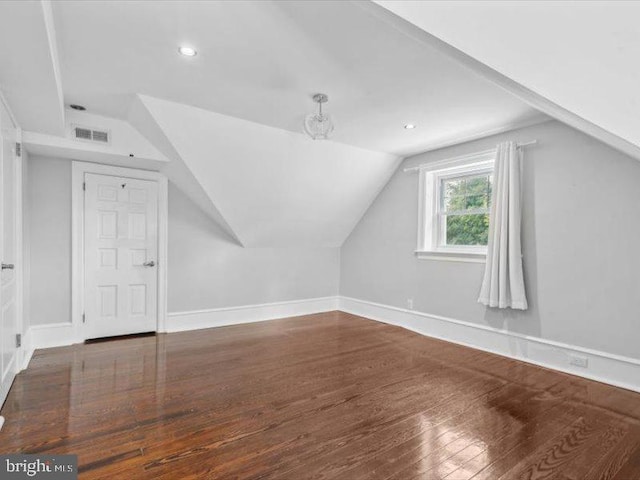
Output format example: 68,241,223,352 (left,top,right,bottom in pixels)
73,125,110,144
